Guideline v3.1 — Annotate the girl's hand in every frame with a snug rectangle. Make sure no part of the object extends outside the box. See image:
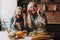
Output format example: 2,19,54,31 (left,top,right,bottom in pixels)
23,13,26,19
